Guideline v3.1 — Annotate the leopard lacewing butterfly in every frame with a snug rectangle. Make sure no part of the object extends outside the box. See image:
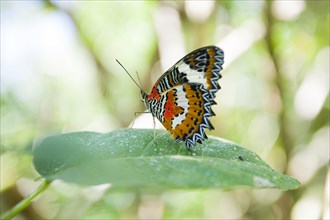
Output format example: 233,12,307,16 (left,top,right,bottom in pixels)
118,46,224,149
